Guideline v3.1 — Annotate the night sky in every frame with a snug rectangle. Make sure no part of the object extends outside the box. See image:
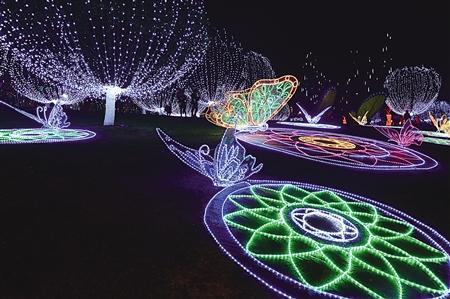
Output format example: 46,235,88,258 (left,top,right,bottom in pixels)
206,0,450,101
